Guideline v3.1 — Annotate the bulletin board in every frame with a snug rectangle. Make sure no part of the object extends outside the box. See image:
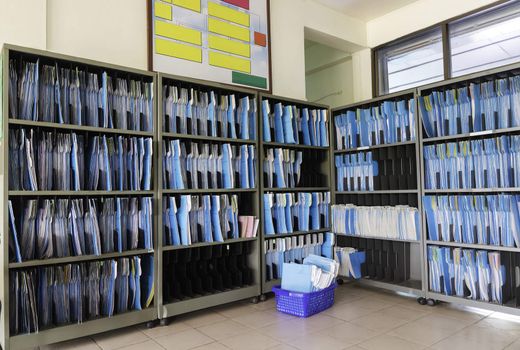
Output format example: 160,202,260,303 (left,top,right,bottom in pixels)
148,0,271,91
